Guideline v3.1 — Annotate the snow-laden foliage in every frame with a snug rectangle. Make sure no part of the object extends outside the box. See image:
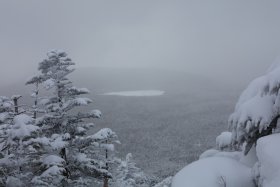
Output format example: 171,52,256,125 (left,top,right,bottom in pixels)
0,96,16,185
0,96,13,123
0,96,46,186
111,153,151,187
154,176,173,187
26,50,118,186
229,62,280,154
